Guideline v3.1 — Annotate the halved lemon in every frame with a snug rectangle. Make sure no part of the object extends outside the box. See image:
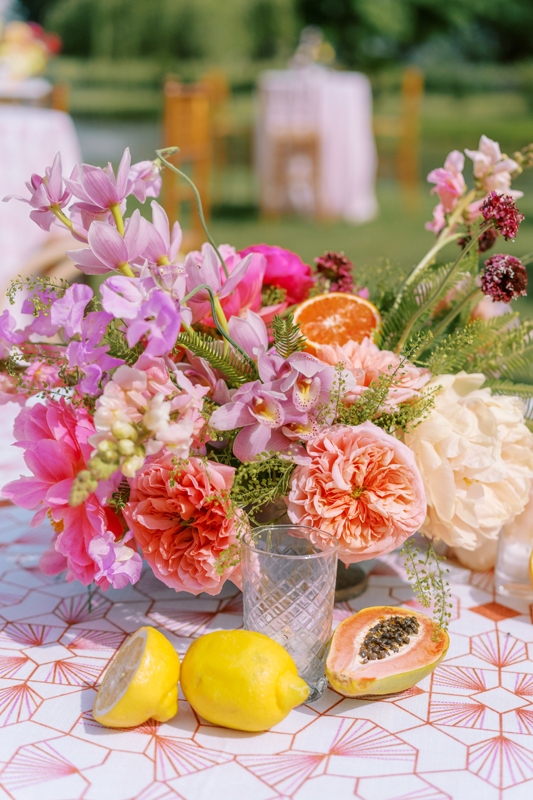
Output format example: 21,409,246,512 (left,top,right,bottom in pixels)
93,626,180,728
293,292,381,353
